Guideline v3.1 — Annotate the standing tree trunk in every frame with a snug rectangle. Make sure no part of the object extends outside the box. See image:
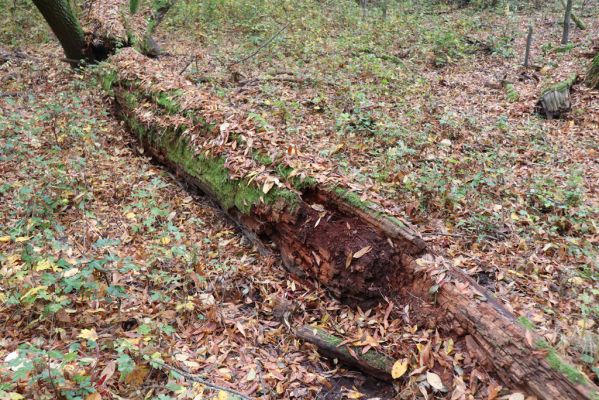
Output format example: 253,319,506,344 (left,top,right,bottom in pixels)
31,0,87,64
524,24,533,67
562,0,573,44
